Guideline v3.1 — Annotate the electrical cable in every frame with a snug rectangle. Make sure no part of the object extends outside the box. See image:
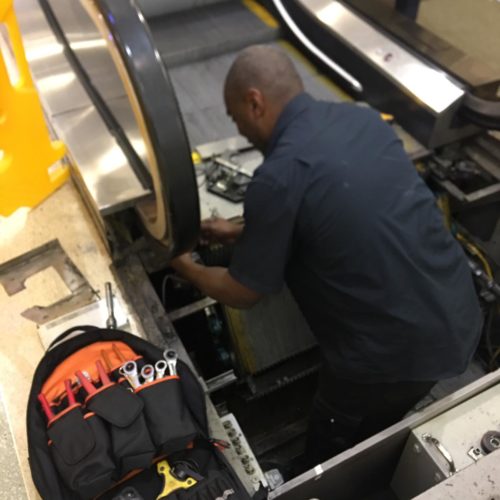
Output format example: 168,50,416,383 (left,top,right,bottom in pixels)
456,233,493,279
